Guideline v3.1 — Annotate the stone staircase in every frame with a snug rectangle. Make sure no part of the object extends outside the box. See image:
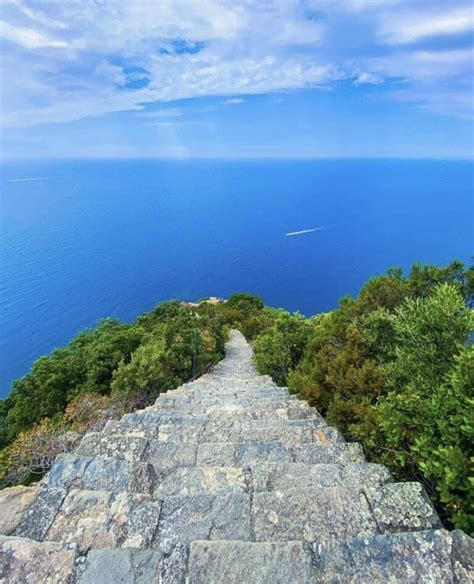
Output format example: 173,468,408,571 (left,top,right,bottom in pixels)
1,330,472,583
